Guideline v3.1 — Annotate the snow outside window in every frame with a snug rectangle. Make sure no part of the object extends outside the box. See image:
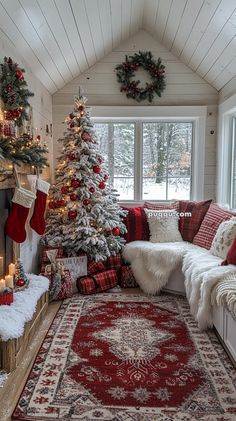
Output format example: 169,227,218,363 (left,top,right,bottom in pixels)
94,122,192,201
